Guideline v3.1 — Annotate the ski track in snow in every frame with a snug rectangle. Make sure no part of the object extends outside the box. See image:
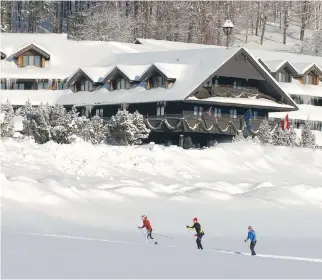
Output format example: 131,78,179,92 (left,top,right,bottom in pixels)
3,230,322,264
